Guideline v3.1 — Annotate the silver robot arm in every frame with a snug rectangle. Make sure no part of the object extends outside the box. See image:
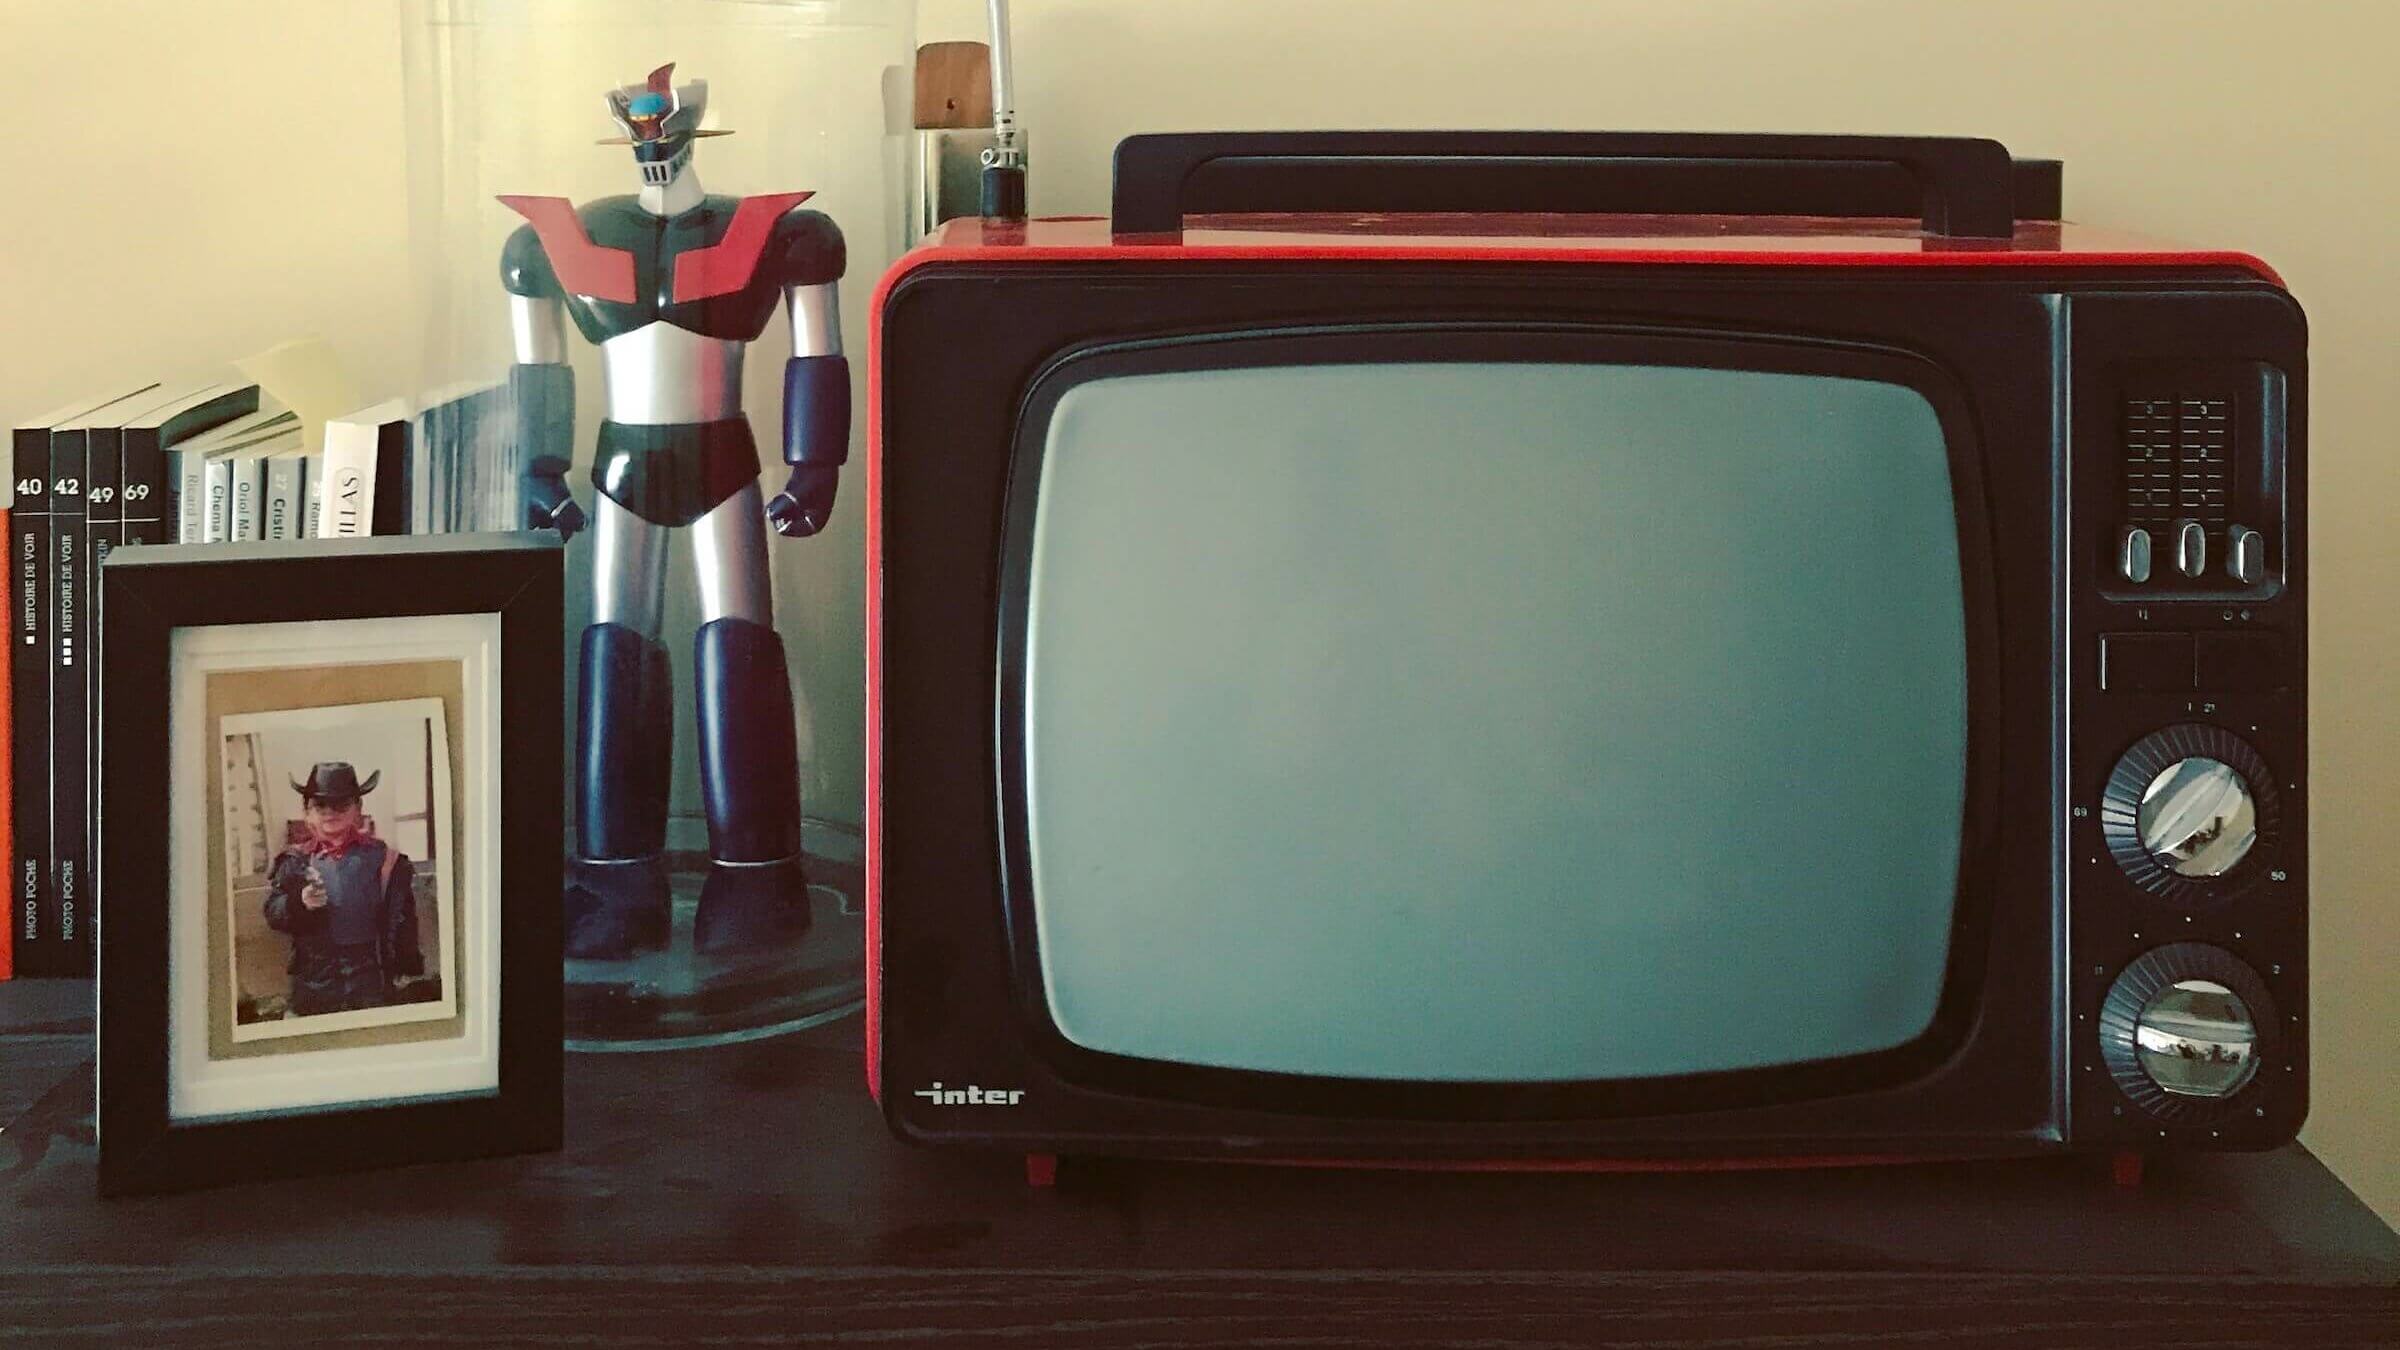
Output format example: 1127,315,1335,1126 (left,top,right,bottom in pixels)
504,223,585,538
510,293,569,364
